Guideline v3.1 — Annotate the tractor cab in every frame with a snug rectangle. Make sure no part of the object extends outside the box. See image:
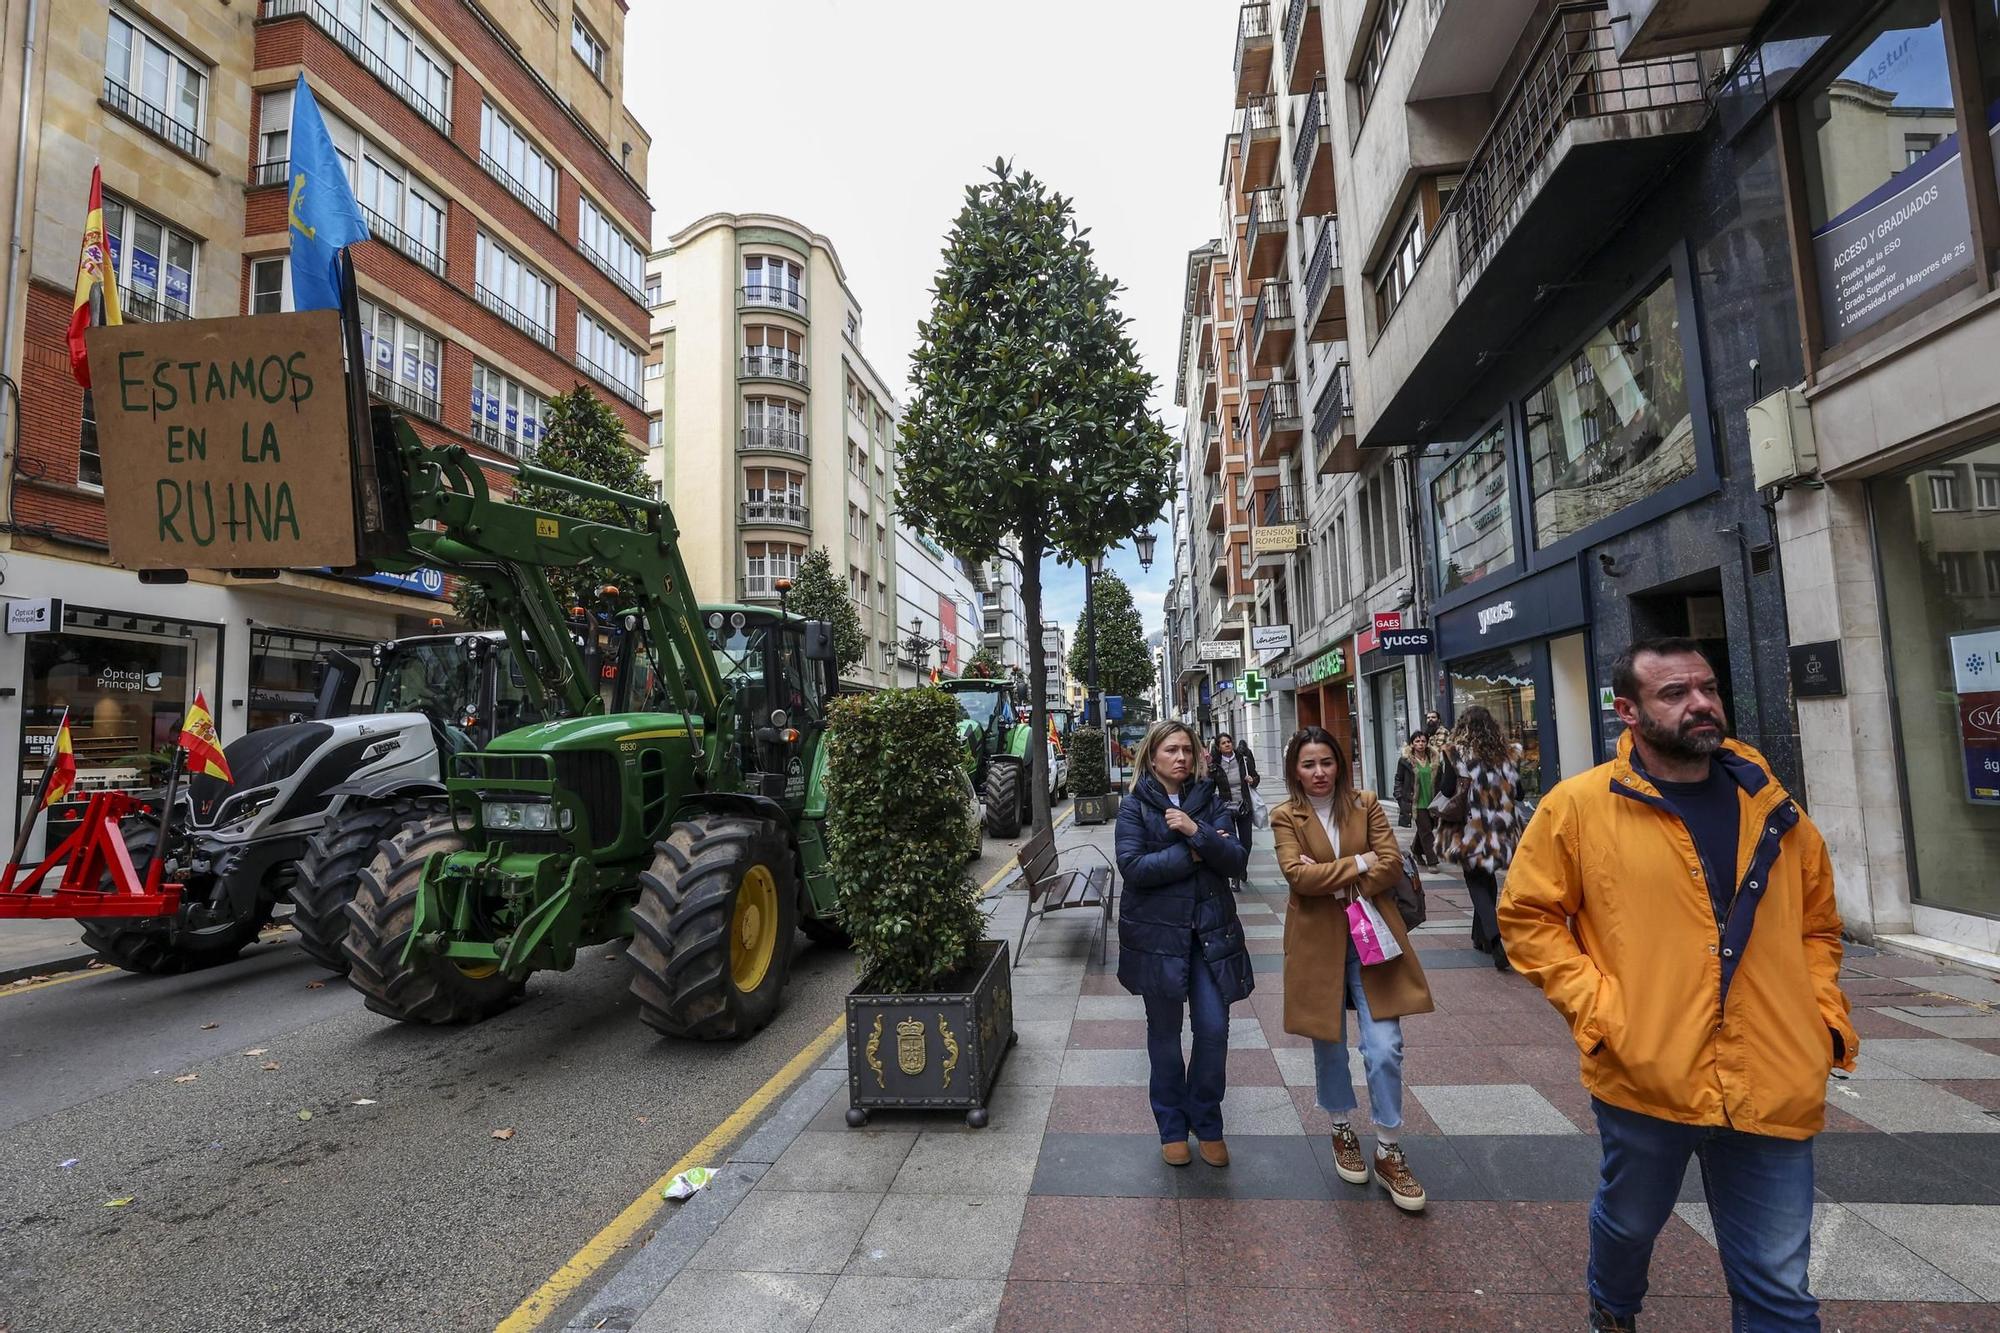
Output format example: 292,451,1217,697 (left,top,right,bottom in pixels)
700,605,835,809
368,632,540,759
